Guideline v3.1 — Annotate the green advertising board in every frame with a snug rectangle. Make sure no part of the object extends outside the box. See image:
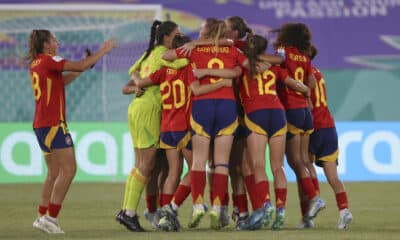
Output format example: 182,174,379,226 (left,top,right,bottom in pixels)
0,122,272,183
